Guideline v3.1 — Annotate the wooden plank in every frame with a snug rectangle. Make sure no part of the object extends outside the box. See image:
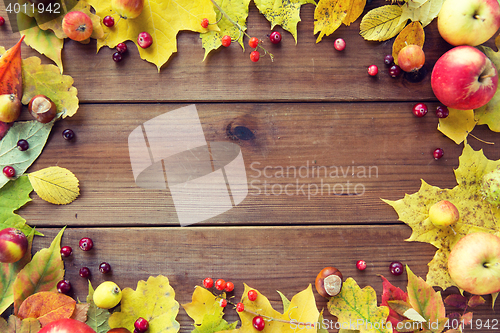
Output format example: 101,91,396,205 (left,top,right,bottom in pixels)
1,2,487,103
29,226,495,332
19,103,500,227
